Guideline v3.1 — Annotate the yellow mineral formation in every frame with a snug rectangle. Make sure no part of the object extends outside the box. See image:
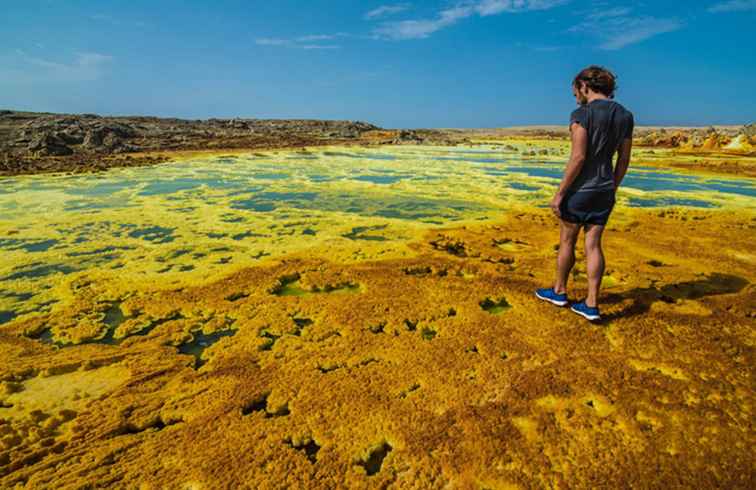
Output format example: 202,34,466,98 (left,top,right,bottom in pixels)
1,203,754,488
678,133,703,151
701,132,725,150
0,140,755,488
724,134,754,153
